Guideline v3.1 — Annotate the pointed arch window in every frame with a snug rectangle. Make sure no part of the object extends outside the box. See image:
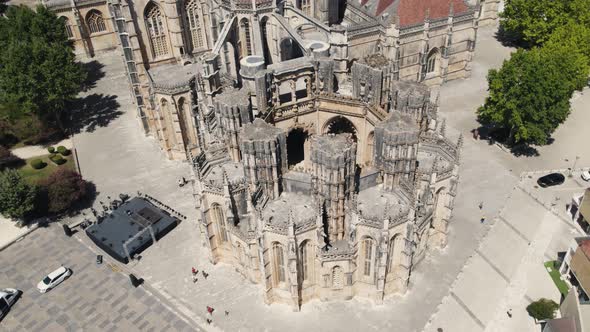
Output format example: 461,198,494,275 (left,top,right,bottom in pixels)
362,237,374,276
210,204,227,243
272,242,286,285
62,17,74,38
332,266,343,288
145,3,169,58
297,0,311,15
185,0,204,50
300,241,313,281
87,10,106,34
240,18,252,57
426,49,438,74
